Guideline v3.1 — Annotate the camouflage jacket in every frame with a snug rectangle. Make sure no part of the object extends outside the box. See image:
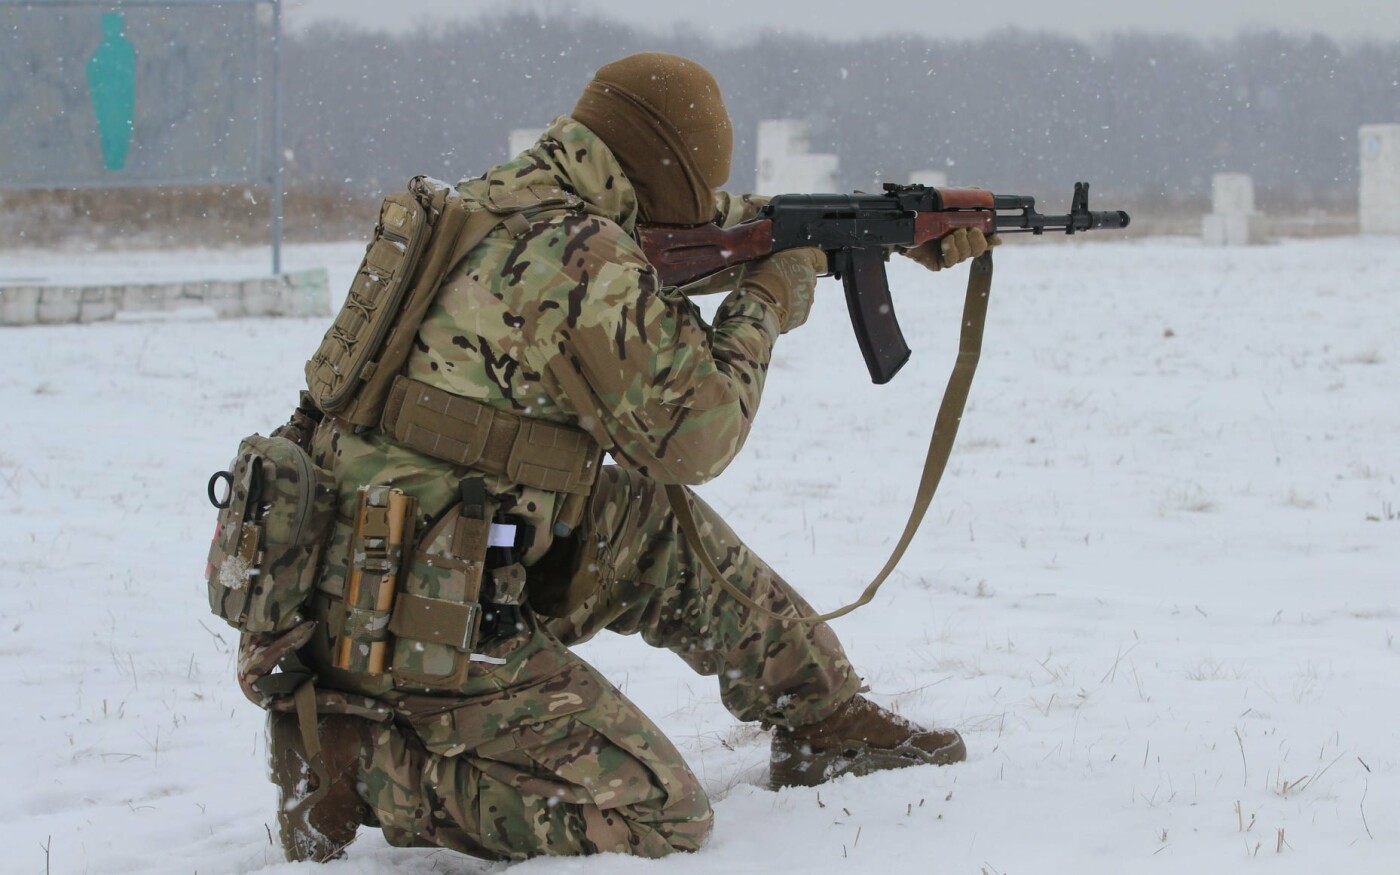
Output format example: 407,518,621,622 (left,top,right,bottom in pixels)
315,116,783,562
